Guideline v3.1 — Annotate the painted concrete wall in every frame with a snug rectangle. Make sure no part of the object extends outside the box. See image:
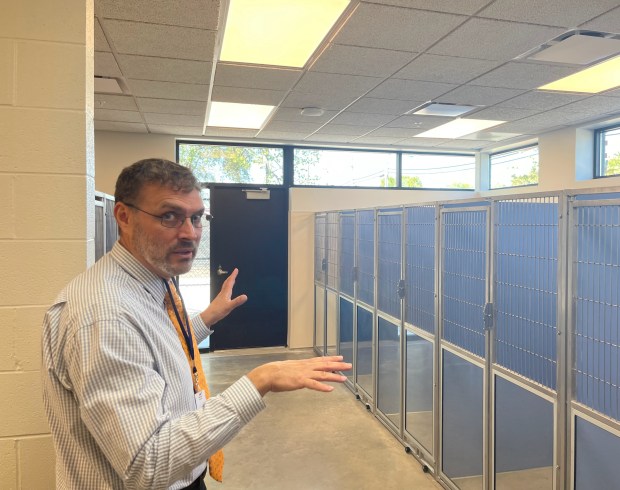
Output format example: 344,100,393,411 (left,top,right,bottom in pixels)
0,1,94,488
